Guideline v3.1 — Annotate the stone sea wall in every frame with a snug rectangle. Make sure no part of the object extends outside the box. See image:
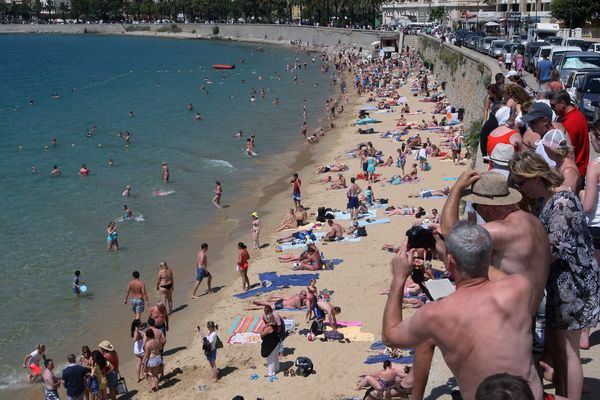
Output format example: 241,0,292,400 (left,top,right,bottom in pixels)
0,23,380,49
407,34,501,141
